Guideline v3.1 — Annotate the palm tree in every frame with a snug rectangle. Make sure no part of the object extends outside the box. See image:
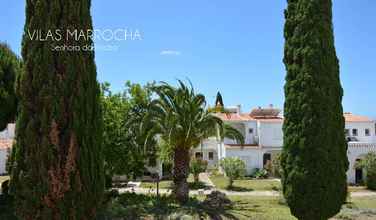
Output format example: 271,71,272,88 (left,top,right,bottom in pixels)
145,80,243,203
